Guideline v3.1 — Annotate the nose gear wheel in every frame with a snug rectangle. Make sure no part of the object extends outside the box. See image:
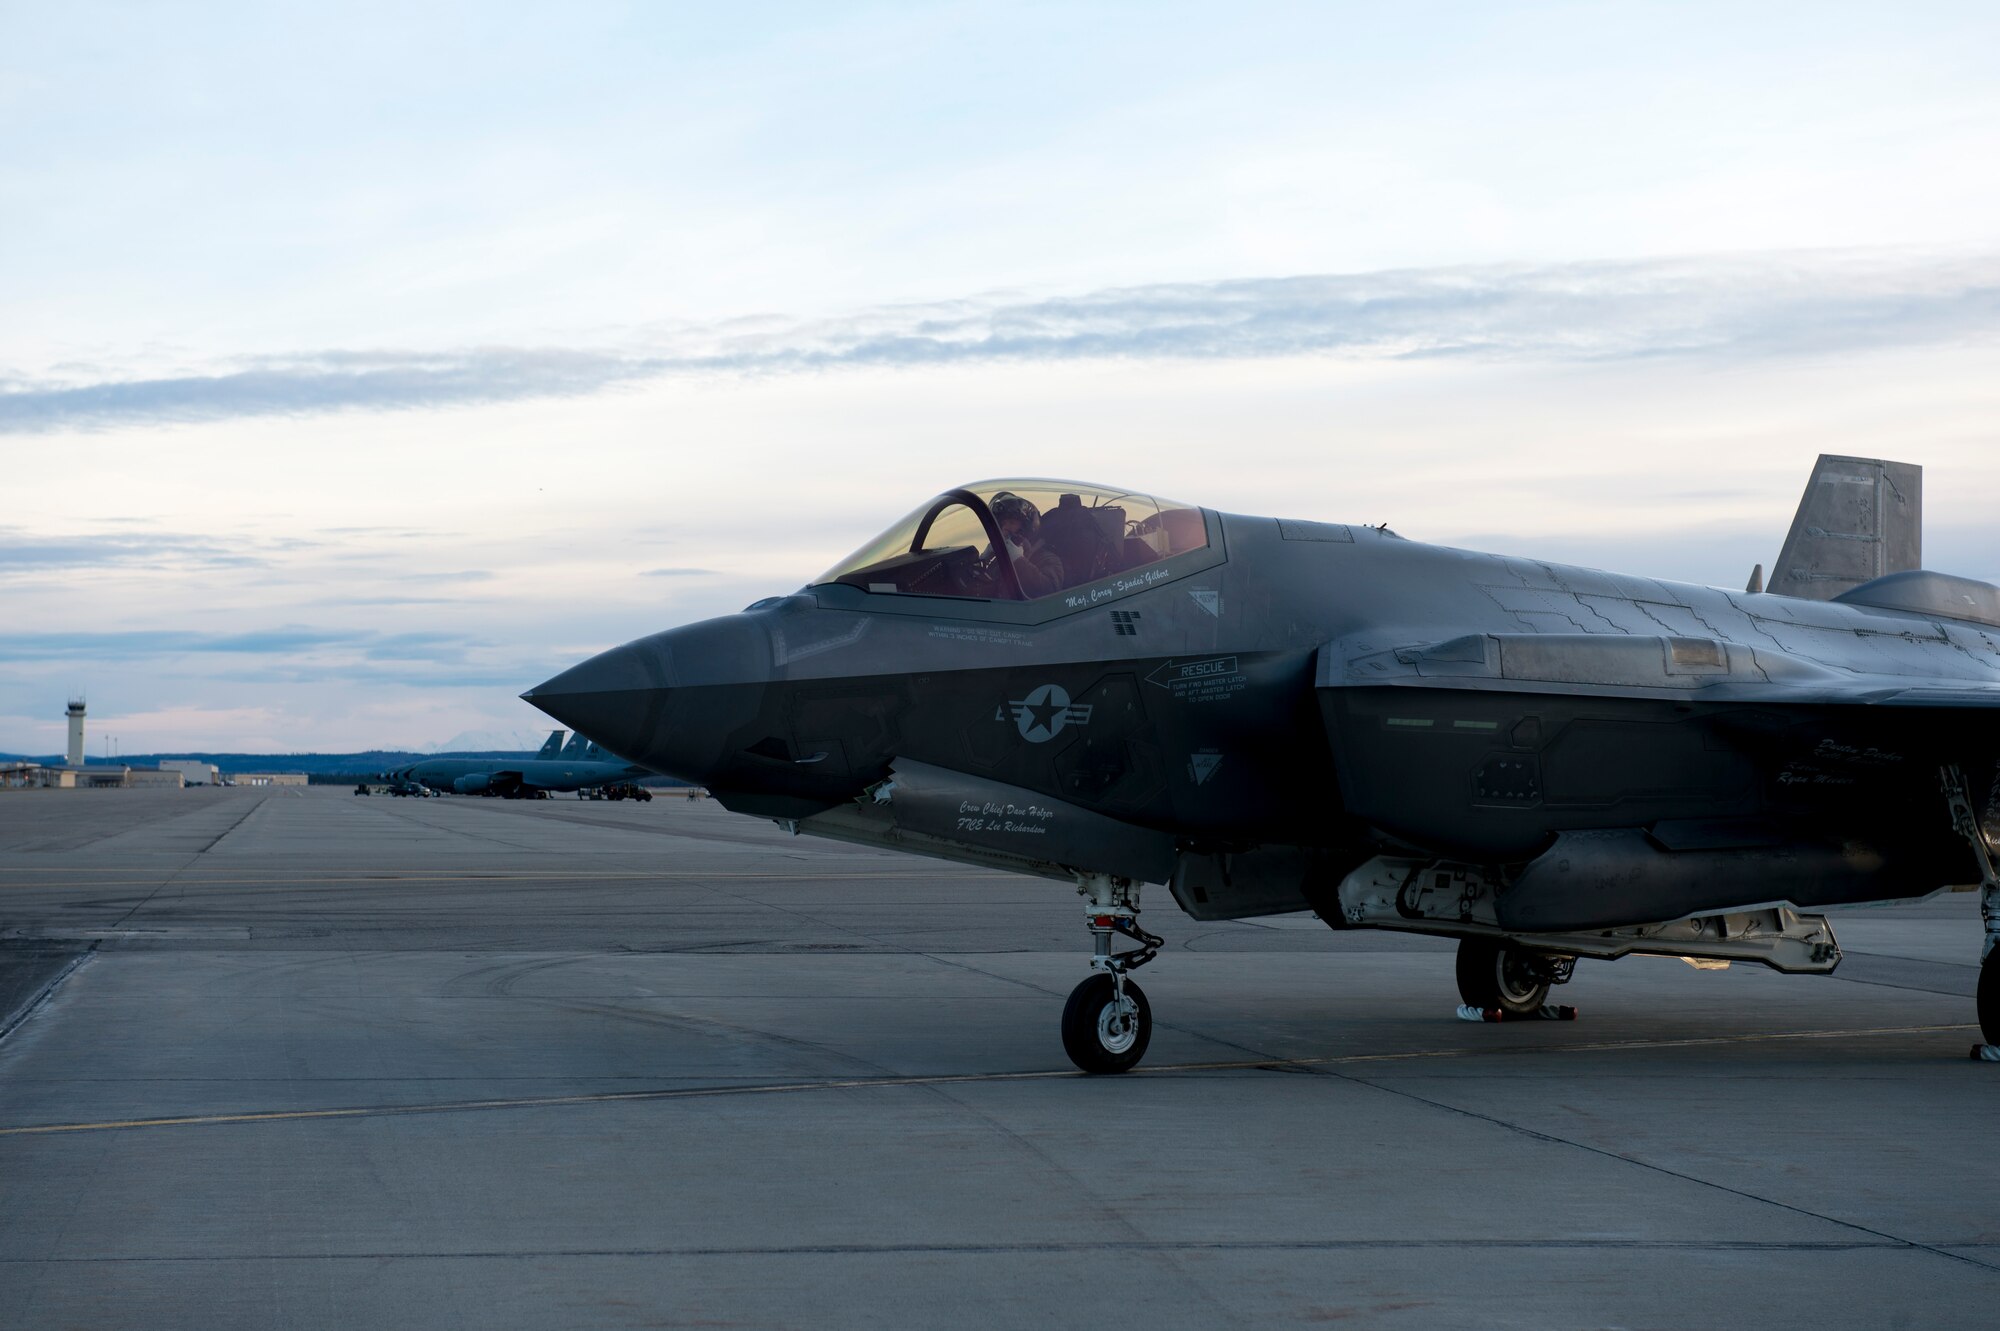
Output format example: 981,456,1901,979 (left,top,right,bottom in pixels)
1061,973,1152,1073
